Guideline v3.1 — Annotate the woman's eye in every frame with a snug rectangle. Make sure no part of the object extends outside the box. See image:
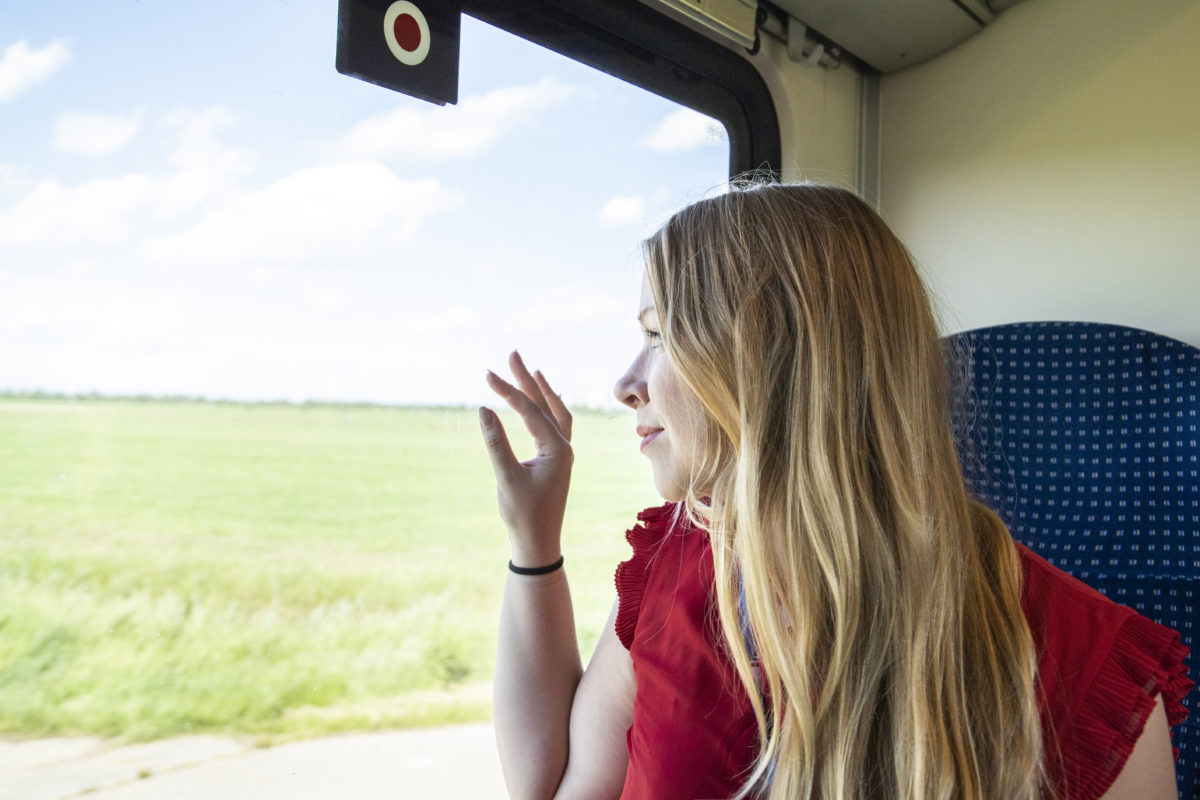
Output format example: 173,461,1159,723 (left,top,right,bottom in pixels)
642,327,663,348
